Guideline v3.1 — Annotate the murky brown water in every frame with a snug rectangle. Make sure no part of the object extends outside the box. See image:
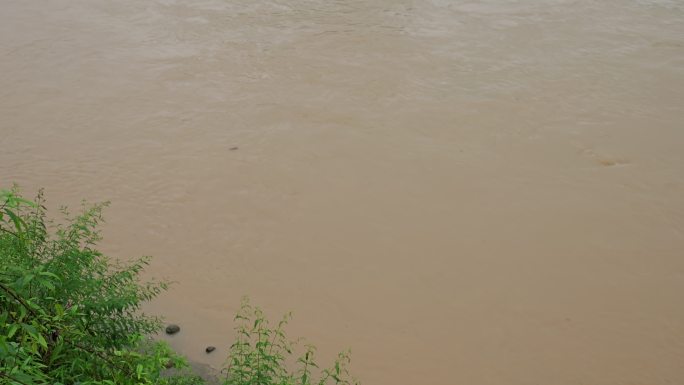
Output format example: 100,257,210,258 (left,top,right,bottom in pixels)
2,0,684,383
